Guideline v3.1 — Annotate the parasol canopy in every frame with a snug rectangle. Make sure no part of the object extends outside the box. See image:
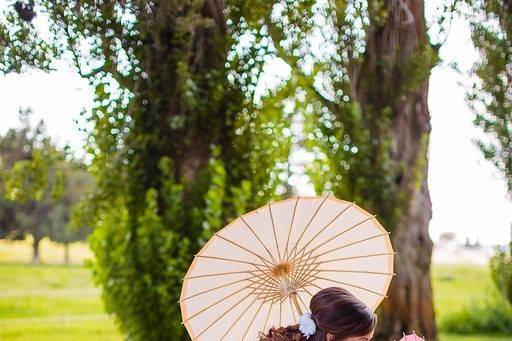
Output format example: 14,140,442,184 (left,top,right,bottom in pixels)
180,194,395,340
397,332,426,341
